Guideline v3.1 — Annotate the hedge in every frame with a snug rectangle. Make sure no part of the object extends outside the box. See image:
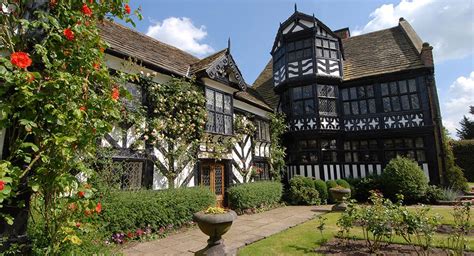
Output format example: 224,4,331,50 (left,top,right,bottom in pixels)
346,176,382,202
452,139,474,182
101,187,215,233
288,176,320,205
227,181,283,212
313,180,328,203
